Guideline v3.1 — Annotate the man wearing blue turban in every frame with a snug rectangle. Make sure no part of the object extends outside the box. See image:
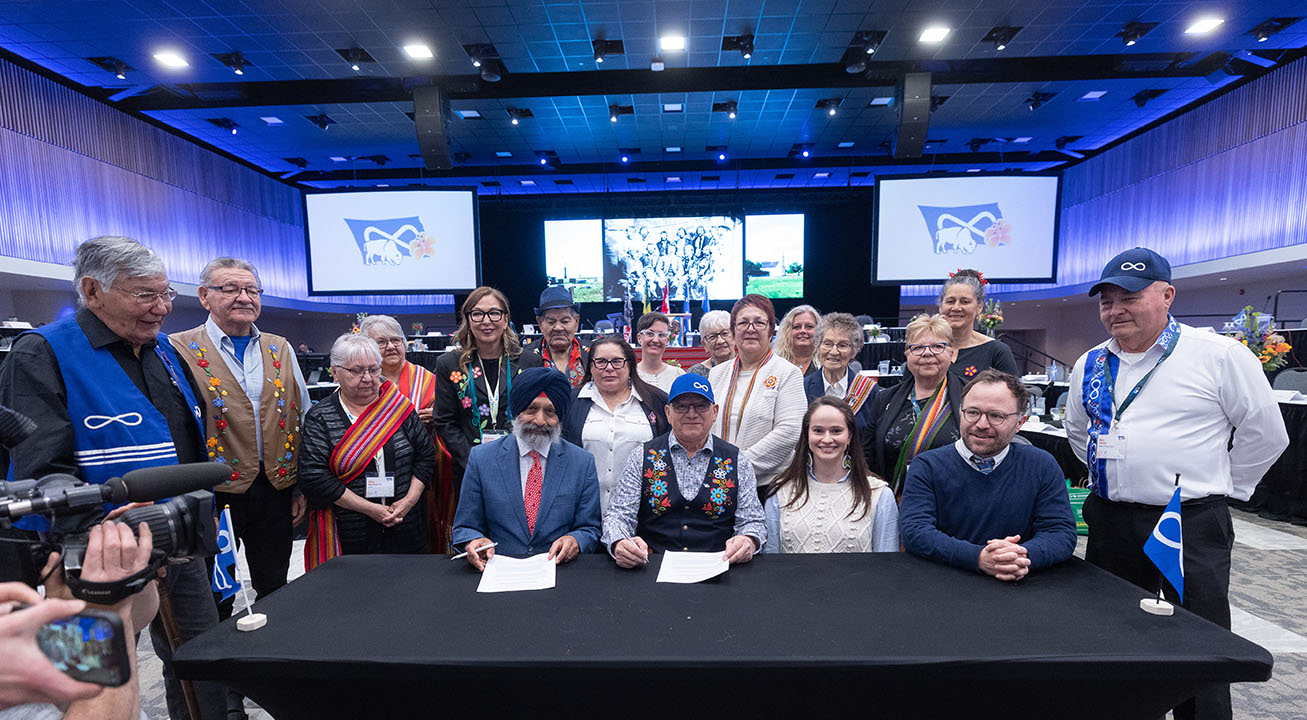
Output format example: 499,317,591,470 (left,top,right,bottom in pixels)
451,367,602,569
